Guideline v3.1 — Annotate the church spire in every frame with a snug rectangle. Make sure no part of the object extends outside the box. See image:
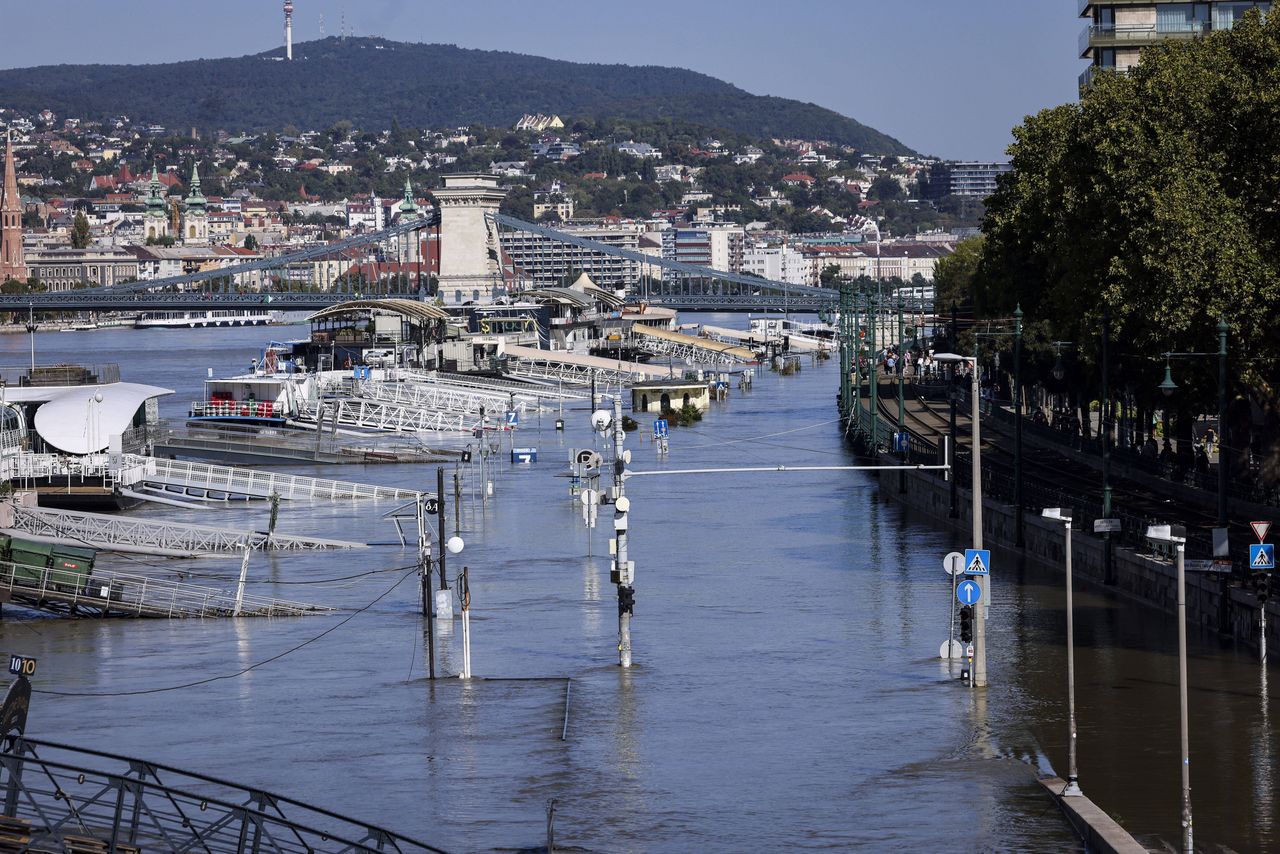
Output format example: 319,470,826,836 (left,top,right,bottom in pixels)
1,127,29,282
185,163,206,211
145,164,166,215
399,177,419,219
